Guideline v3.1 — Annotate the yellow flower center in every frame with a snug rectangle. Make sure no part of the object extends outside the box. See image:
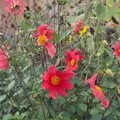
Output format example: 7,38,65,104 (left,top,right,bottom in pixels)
118,49,120,53
51,75,60,86
95,85,102,92
79,26,89,36
70,59,76,66
37,35,47,45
